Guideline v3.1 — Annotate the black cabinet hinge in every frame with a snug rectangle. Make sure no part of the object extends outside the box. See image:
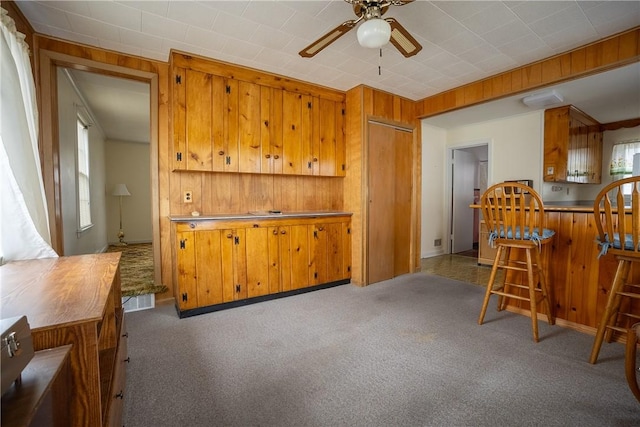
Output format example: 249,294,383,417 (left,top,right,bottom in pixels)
180,239,186,249
226,156,231,165
307,101,312,109
235,284,241,293
341,164,345,171
314,272,318,279
313,230,318,238
176,75,182,84
234,236,240,244
347,228,351,234
347,266,351,272
308,161,312,169
176,152,182,161
182,293,187,302
226,85,231,94
342,108,345,115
